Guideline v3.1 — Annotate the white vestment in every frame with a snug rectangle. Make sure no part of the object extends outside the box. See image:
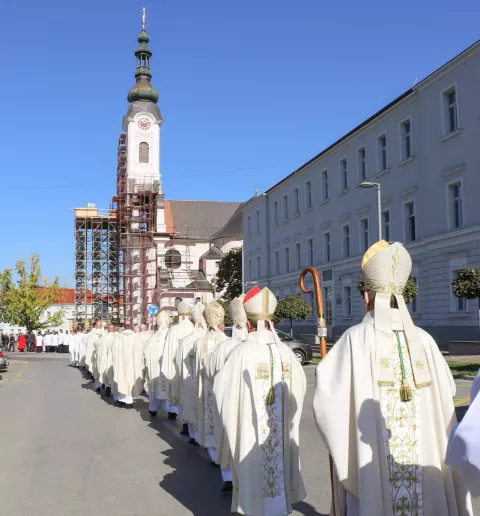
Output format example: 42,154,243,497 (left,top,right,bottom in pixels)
213,330,307,516
36,336,44,351
58,333,65,348
97,333,118,386
113,330,144,398
69,335,77,363
447,369,480,498
144,327,169,398
44,334,51,349
79,333,89,366
205,330,246,468
51,334,58,349
157,318,194,403
137,330,152,388
194,329,227,450
63,333,70,350
85,329,103,371
313,310,473,516
171,327,206,412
